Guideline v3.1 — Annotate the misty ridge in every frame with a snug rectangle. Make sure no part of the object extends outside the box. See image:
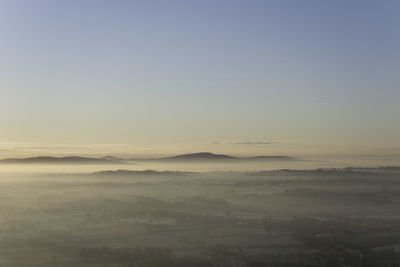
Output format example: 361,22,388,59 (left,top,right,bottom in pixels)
0,152,296,164
0,156,123,164
130,152,296,162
